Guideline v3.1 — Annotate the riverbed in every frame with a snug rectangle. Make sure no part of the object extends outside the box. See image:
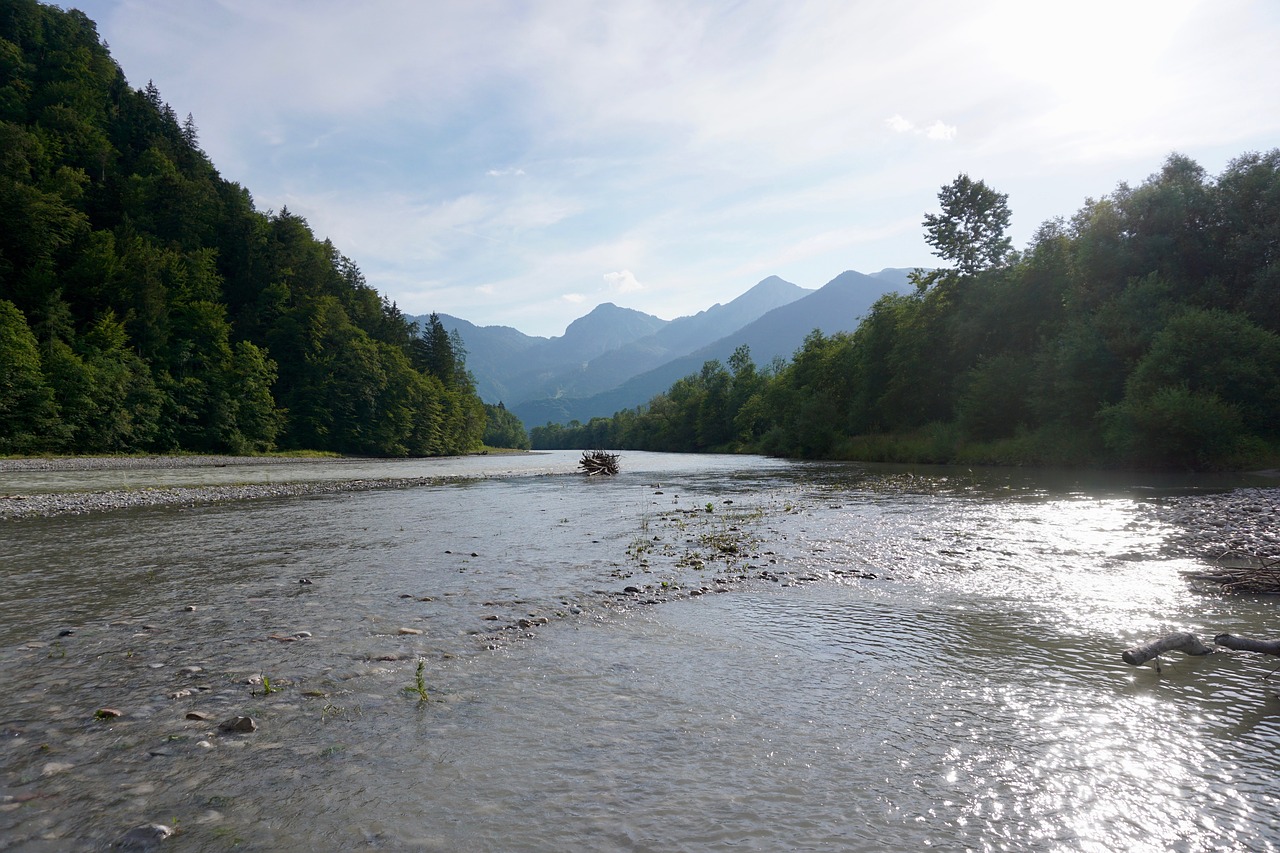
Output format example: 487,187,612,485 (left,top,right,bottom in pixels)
1,452,1278,851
